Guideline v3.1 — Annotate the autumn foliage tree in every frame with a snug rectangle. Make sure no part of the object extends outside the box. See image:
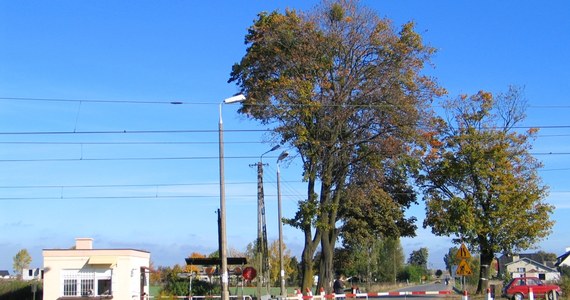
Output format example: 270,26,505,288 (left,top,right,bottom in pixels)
230,0,443,292
267,240,295,286
187,252,207,273
244,239,297,287
13,249,32,278
419,87,554,293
